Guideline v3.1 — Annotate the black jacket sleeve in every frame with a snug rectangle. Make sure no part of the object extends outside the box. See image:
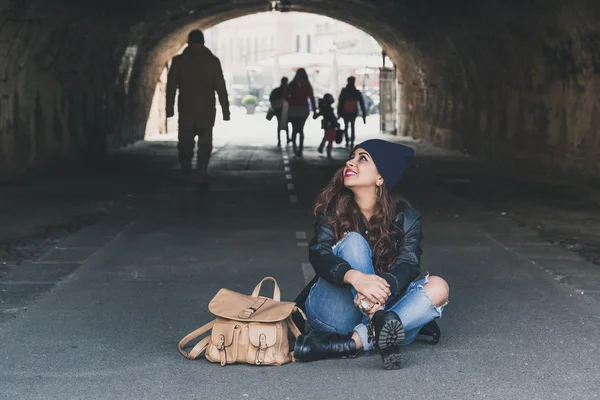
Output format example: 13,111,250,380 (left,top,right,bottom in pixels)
308,215,351,288
380,209,423,299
